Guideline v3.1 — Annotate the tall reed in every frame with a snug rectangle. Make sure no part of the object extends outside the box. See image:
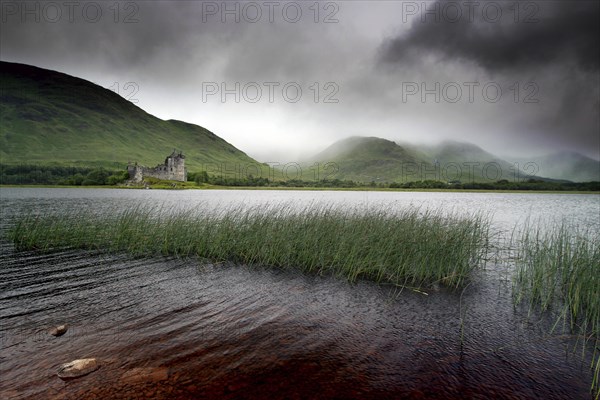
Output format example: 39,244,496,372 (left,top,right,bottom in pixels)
9,204,490,288
513,222,599,338
513,221,600,397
